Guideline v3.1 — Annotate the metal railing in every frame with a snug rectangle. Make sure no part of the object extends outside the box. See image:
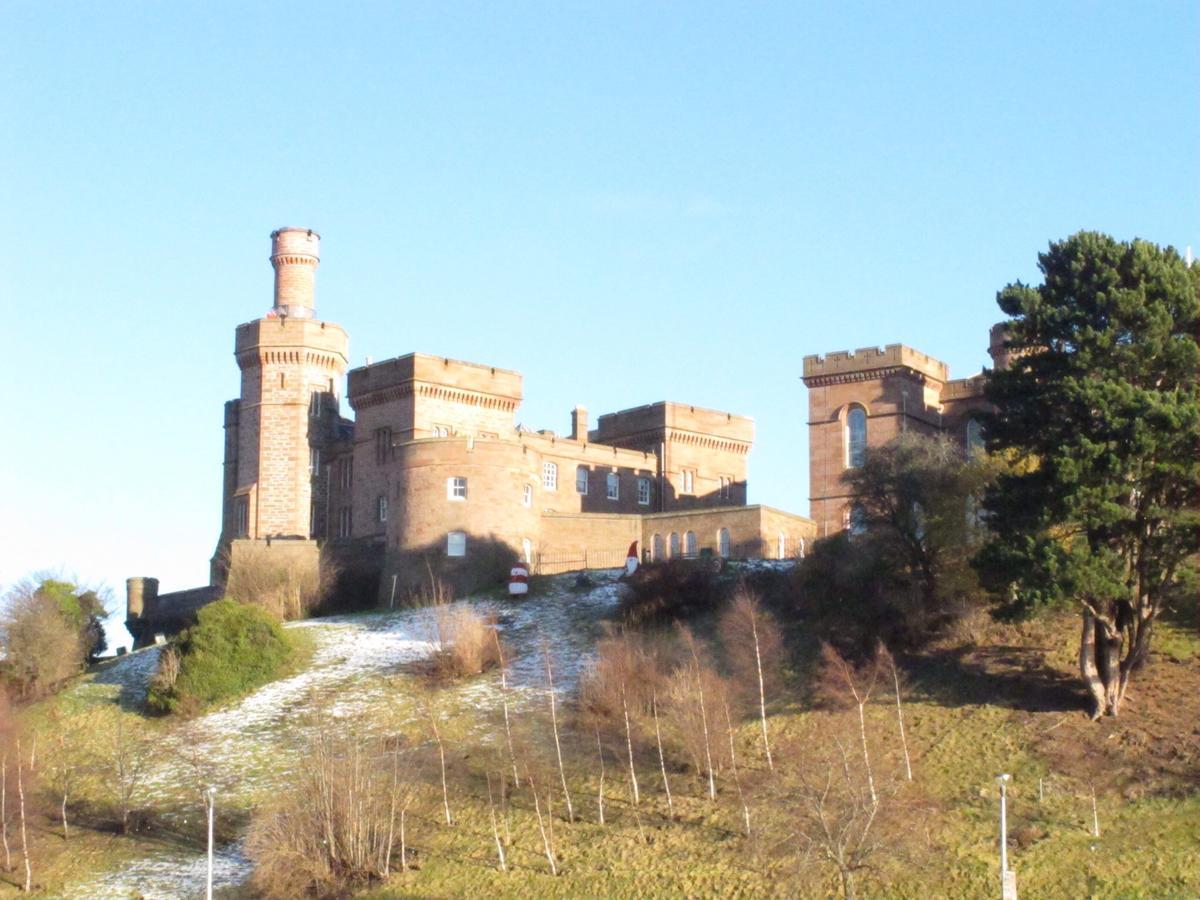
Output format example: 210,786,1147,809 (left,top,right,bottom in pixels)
533,548,630,575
